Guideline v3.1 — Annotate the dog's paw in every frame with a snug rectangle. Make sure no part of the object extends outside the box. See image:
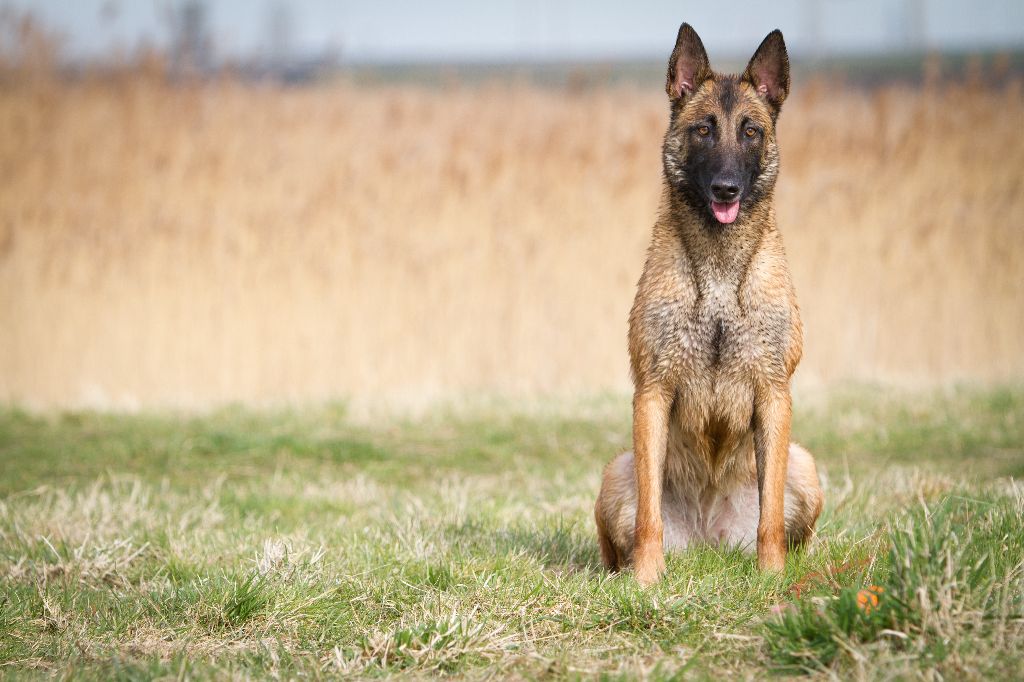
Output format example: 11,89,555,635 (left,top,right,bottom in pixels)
633,546,666,586
757,544,786,572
